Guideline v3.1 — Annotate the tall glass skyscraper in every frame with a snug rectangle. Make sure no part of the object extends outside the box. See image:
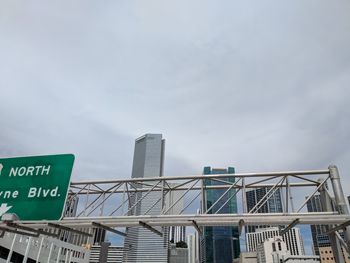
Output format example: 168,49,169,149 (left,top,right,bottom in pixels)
306,194,332,255
203,166,240,263
123,134,168,263
245,187,283,233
